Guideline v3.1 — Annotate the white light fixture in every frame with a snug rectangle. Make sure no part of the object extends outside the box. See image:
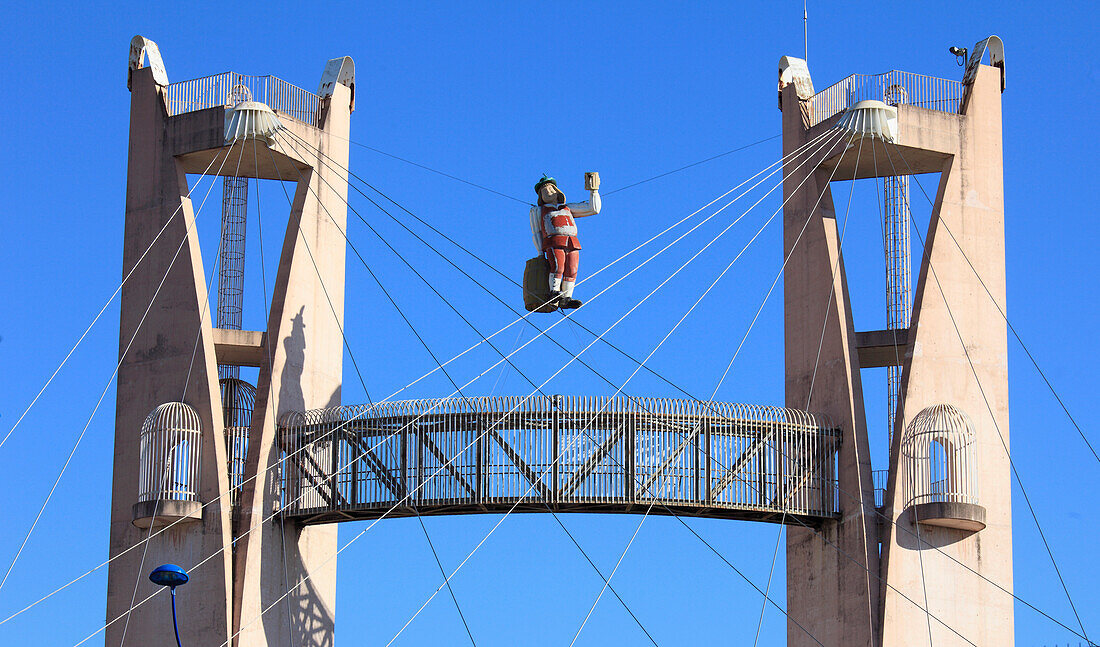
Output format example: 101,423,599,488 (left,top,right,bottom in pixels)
834,99,898,143
224,101,284,145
